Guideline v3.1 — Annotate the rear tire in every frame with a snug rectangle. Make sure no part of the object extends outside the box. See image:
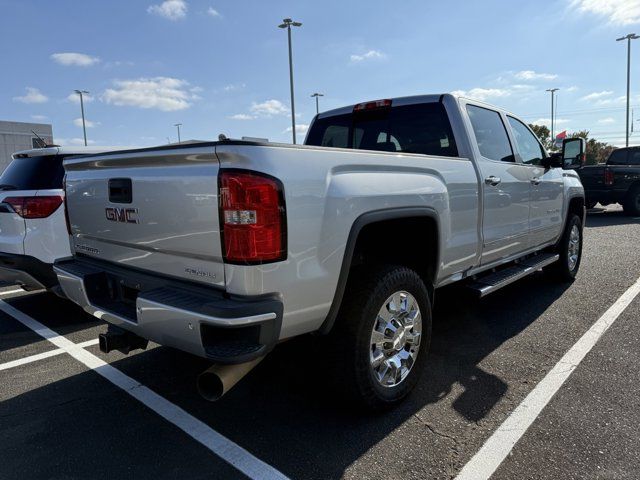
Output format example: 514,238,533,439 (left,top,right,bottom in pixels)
623,185,640,216
329,265,432,411
547,214,583,282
